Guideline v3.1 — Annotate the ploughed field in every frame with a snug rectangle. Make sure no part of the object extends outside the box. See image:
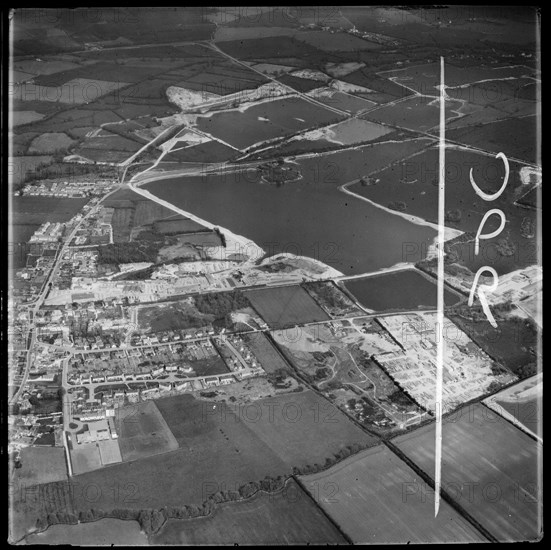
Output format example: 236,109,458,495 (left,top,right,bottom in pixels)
393,403,542,542
72,394,290,512
151,478,347,545
484,374,542,440
300,444,486,543
116,400,179,462
24,518,148,545
70,389,380,517
236,390,378,470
